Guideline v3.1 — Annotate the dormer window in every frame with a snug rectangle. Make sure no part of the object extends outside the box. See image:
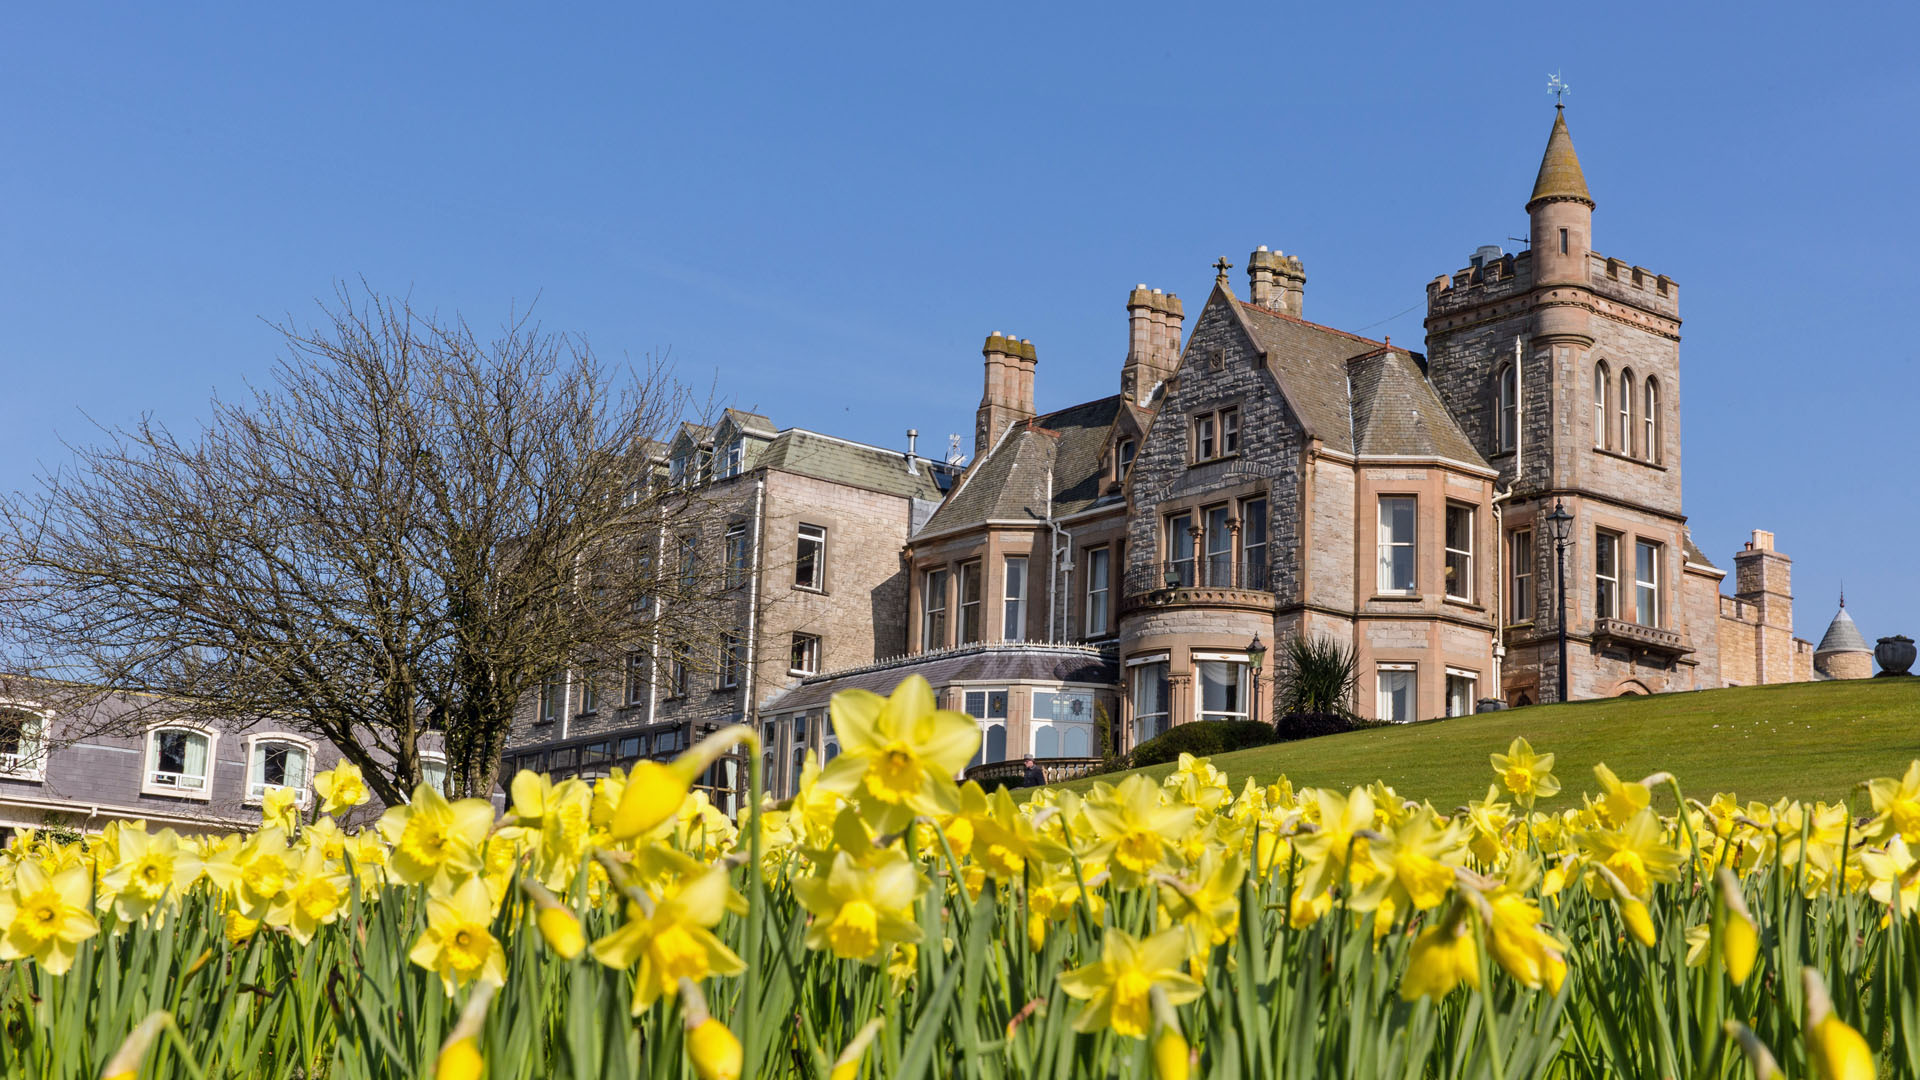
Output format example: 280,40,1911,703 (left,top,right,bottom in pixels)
0,707,48,782
723,439,744,478
669,455,687,488
143,726,215,798
1116,438,1136,480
